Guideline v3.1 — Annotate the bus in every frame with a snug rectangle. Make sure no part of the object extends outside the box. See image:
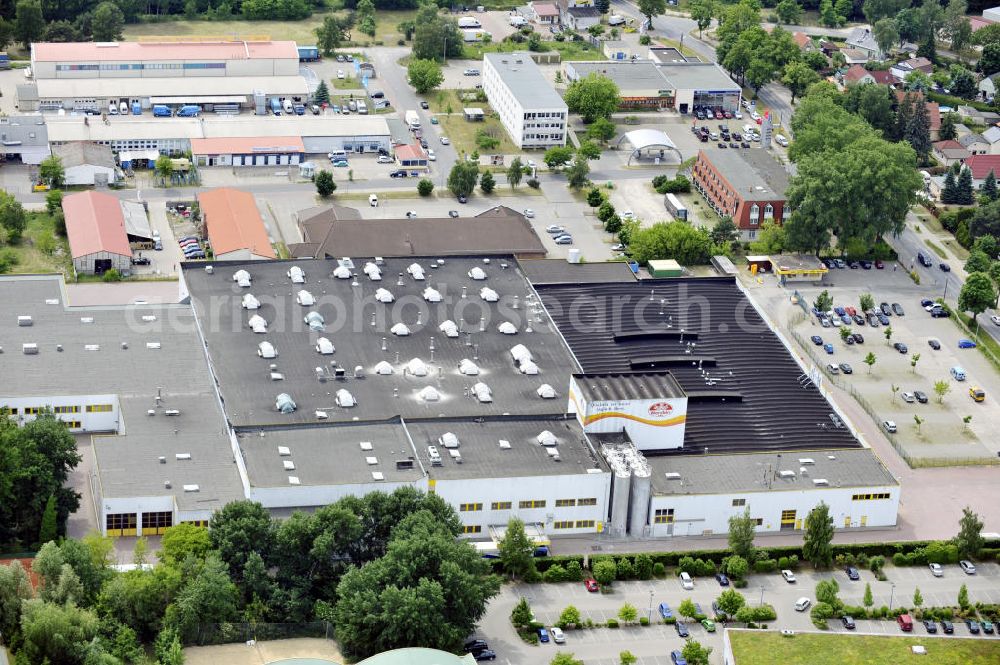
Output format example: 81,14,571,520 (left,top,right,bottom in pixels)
664,193,688,221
